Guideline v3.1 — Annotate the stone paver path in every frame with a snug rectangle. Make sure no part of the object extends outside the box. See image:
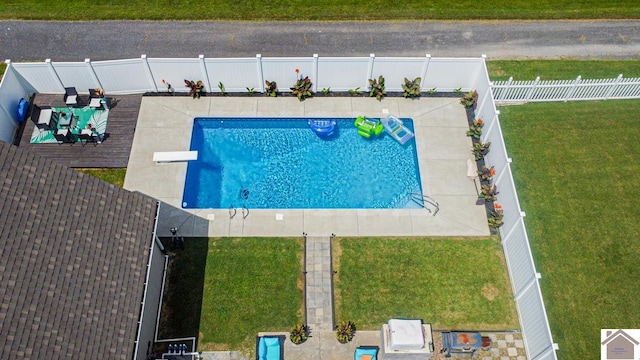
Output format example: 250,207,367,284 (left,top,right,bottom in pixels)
305,235,334,332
